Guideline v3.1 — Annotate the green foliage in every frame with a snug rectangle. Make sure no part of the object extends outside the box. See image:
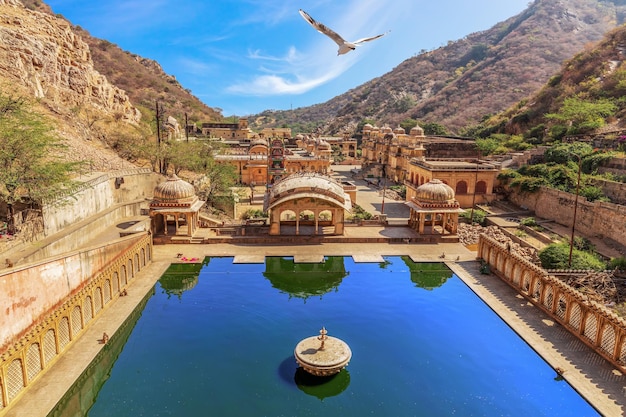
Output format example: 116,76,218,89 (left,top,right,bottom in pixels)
509,176,547,192
348,204,373,221
538,243,606,270
195,158,238,205
399,118,417,132
545,96,617,134
241,209,266,220
581,151,614,174
0,93,82,231
394,95,416,113
389,185,406,199
420,121,448,136
609,256,626,271
475,137,500,156
520,217,537,227
525,123,547,144
579,185,608,202
543,142,593,165
497,169,521,182
460,208,487,226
